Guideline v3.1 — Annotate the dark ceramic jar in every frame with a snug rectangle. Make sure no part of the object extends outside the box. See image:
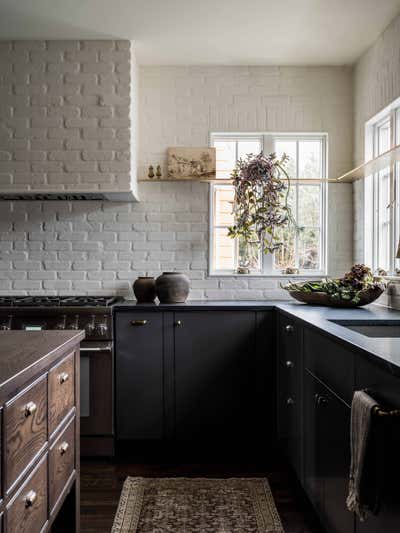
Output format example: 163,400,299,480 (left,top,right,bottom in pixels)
133,276,156,303
155,272,190,303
